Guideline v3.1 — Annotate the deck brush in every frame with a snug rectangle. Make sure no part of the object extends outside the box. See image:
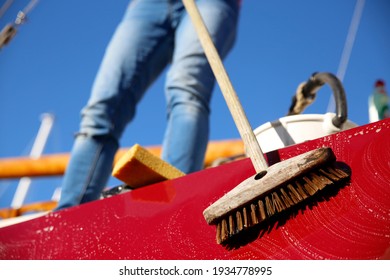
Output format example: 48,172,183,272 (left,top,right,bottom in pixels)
182,0,350,244
203,147,350,244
